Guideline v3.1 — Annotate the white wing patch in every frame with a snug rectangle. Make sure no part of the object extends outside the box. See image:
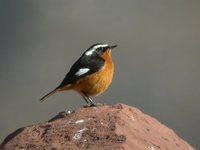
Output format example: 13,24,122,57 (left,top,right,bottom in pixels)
75,68,90,76
85,44,108,56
